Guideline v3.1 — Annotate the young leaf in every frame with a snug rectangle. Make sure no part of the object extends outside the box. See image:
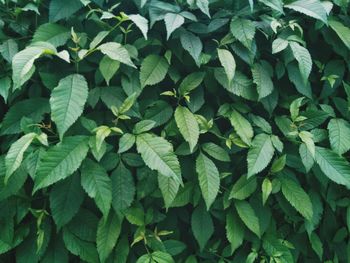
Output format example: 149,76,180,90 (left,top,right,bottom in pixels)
50,74,88,139
247,134,275,177
164,13,185,40
175,106,199,152
262,178,272,205
217,49,236,84
196,152,220,210
98,42,136,68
